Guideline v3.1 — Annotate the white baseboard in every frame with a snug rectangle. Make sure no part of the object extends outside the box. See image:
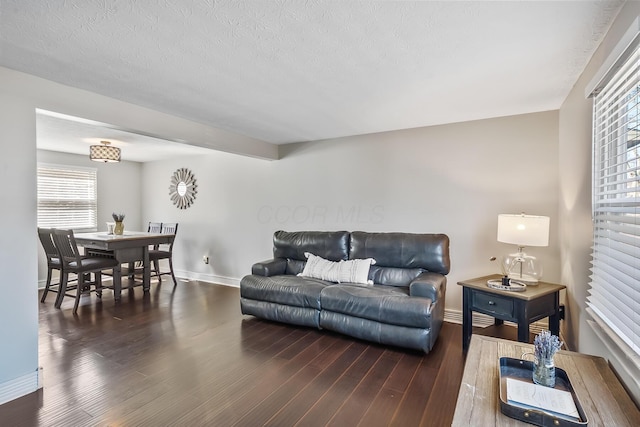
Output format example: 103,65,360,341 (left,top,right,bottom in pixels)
37,271,240,289
175,270,239,288
0,367,42,406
